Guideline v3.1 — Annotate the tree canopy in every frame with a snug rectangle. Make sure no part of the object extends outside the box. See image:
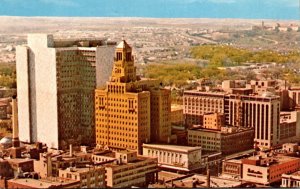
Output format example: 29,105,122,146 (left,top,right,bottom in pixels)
191,45,300,67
